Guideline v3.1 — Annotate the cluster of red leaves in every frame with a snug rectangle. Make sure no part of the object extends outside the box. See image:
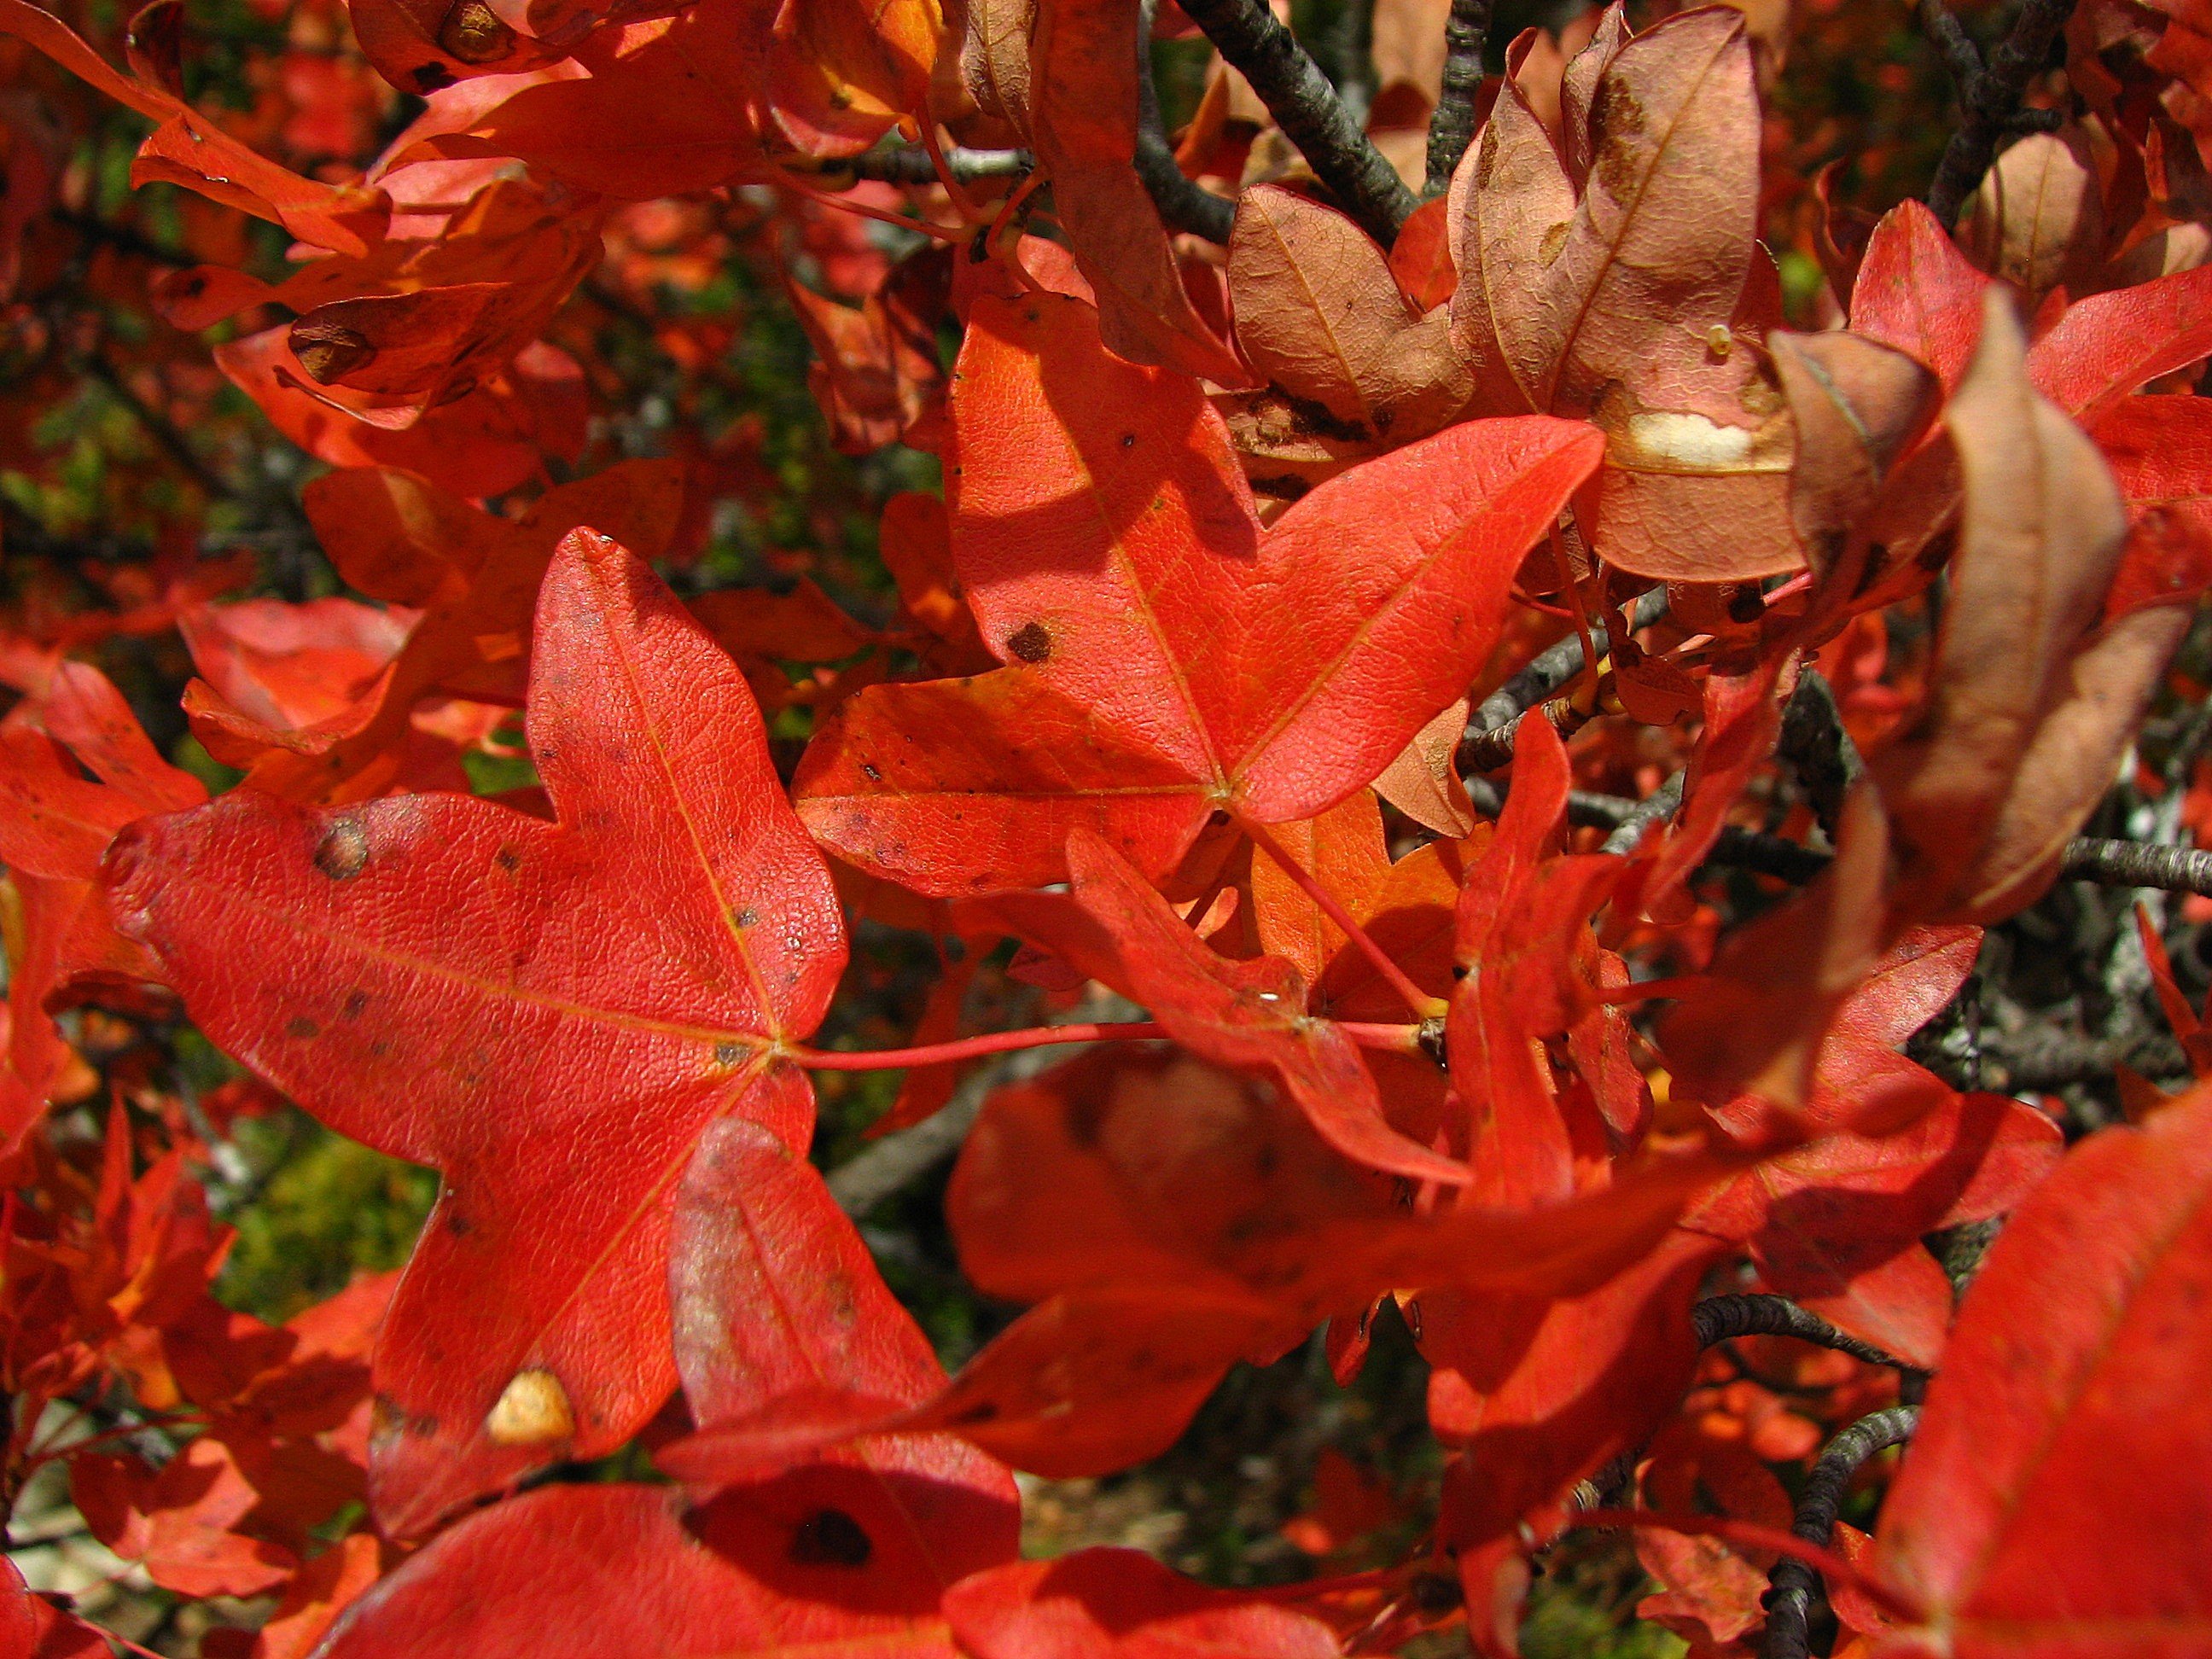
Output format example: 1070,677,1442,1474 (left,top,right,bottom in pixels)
3,0,2212,1655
